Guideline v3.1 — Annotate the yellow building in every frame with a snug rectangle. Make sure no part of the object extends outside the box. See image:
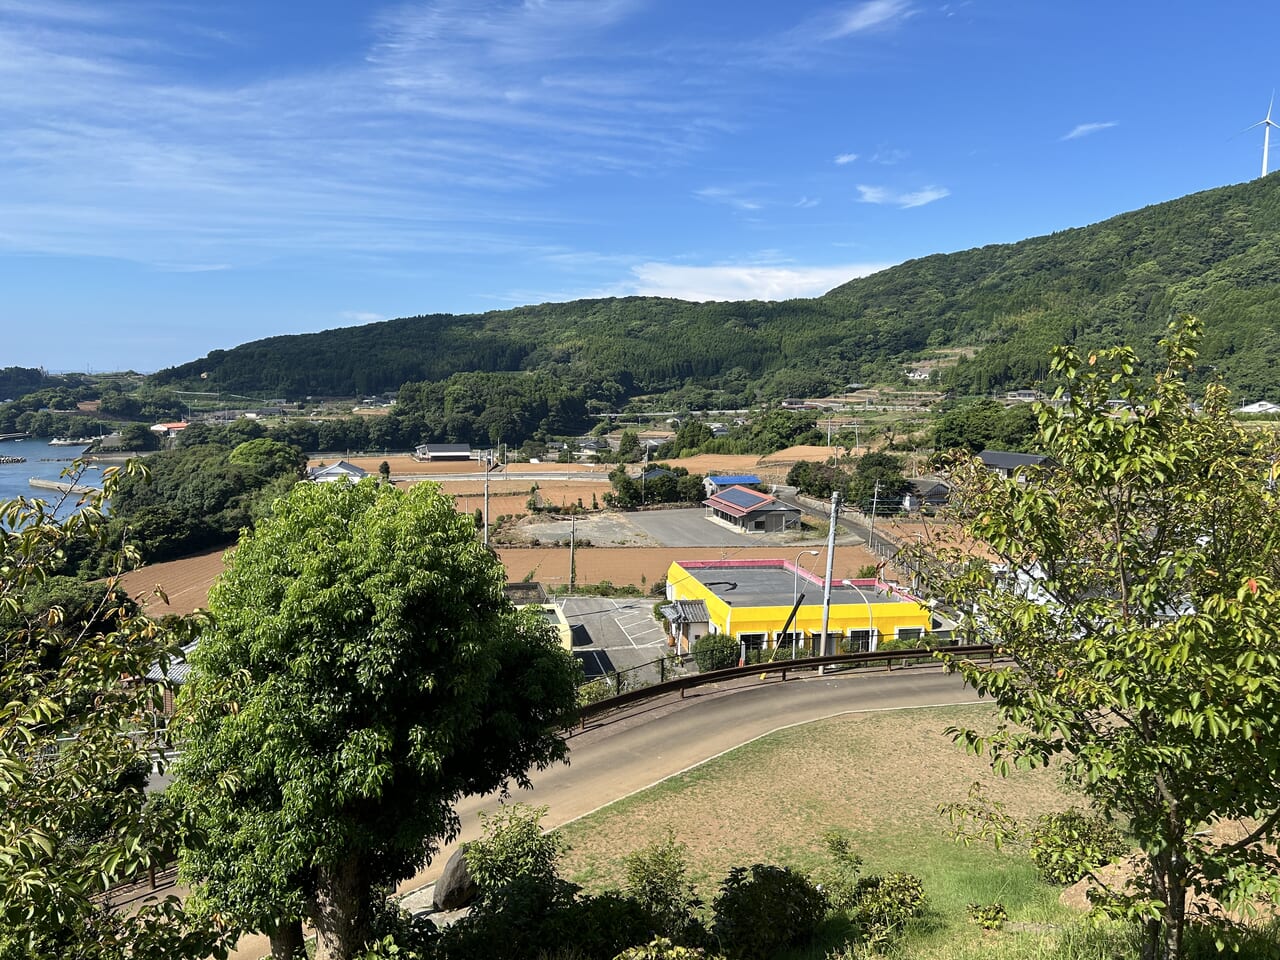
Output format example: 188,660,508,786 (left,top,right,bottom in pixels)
662,559,932,655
